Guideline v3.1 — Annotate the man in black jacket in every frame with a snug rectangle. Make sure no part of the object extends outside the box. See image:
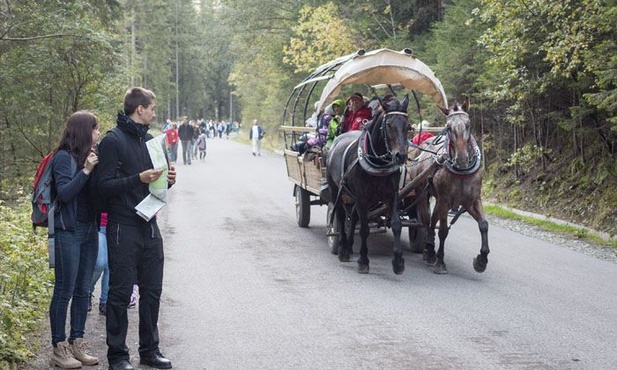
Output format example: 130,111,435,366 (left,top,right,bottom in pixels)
177,116,193,165
96,87,176,370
